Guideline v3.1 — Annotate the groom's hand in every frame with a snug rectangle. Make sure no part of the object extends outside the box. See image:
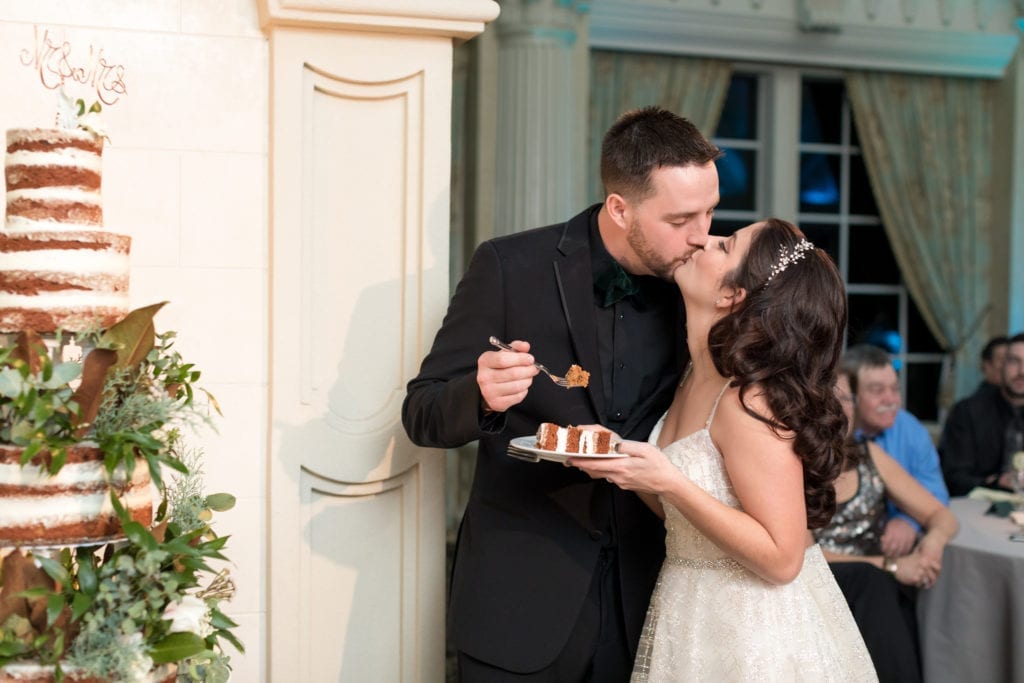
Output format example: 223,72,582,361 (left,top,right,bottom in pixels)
477,339,539,412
